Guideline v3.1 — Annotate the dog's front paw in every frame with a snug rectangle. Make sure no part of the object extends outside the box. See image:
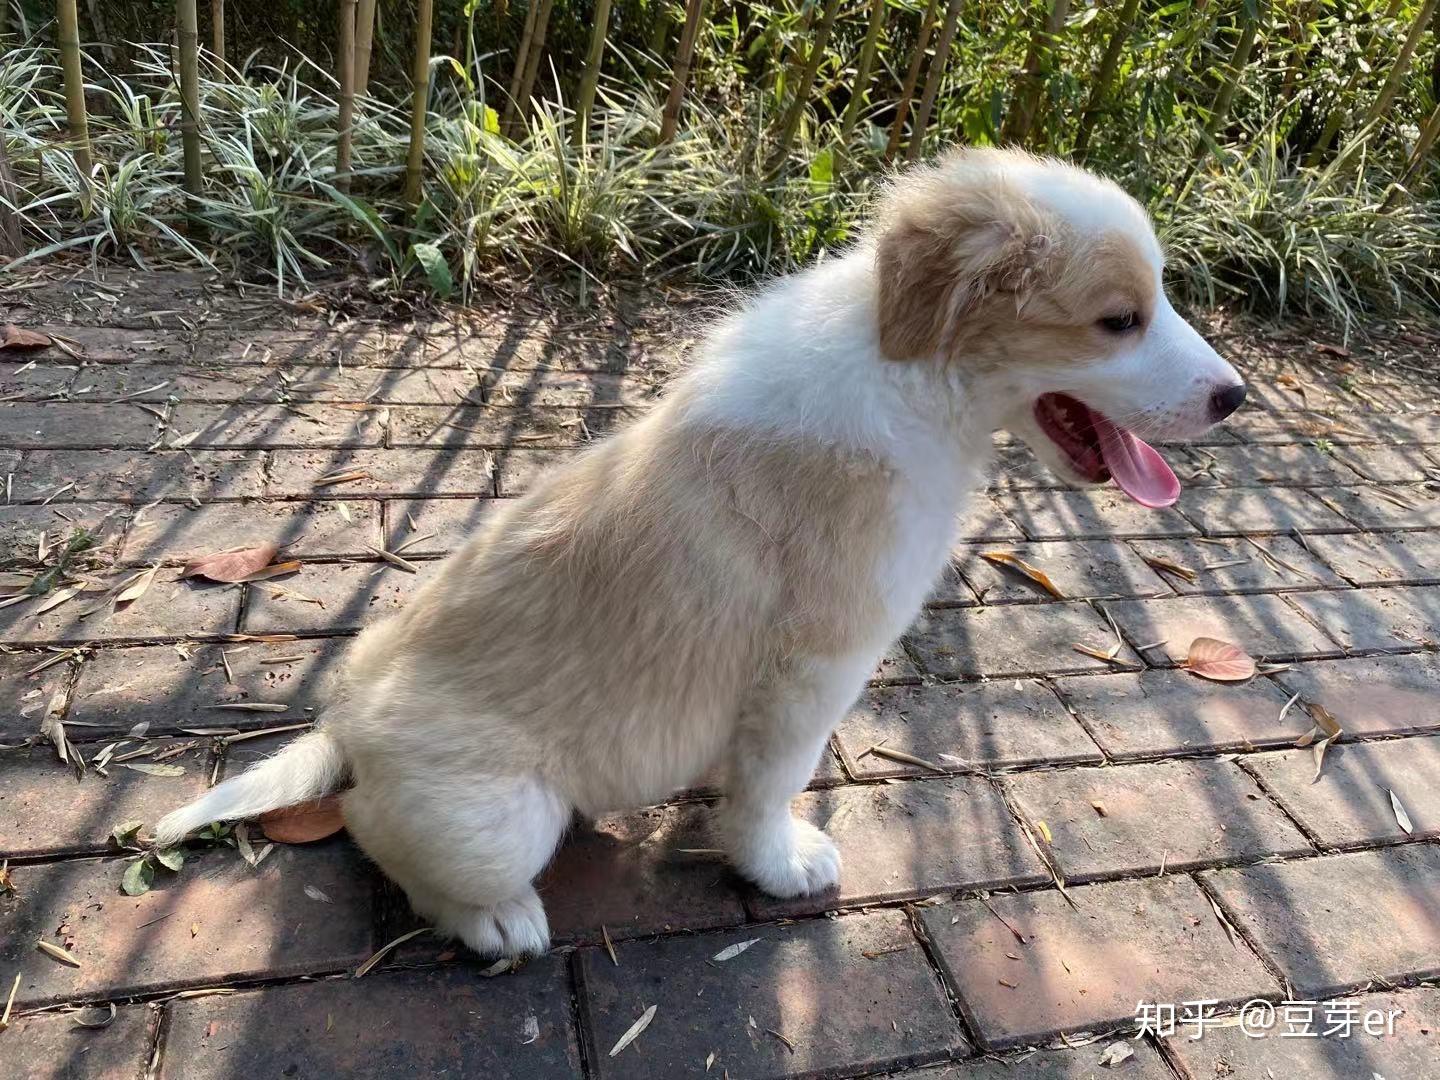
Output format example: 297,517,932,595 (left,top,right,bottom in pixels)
740,819,841,899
